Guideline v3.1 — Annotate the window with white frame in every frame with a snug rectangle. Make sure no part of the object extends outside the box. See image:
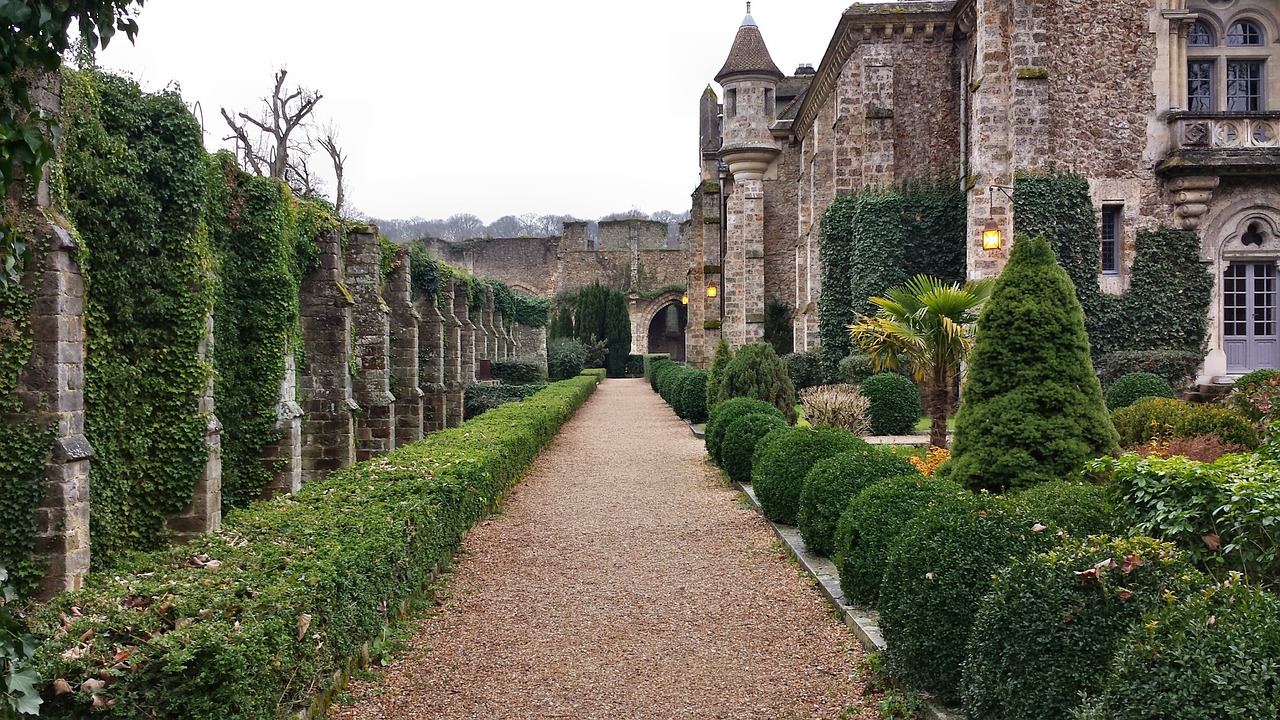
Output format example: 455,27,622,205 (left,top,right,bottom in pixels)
1186,10,1275,112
